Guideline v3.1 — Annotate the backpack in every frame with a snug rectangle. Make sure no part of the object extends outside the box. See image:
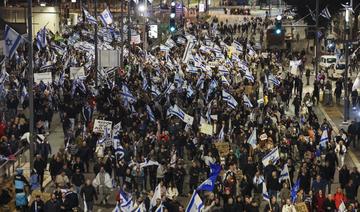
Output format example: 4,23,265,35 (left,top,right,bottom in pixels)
0,188,11,205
